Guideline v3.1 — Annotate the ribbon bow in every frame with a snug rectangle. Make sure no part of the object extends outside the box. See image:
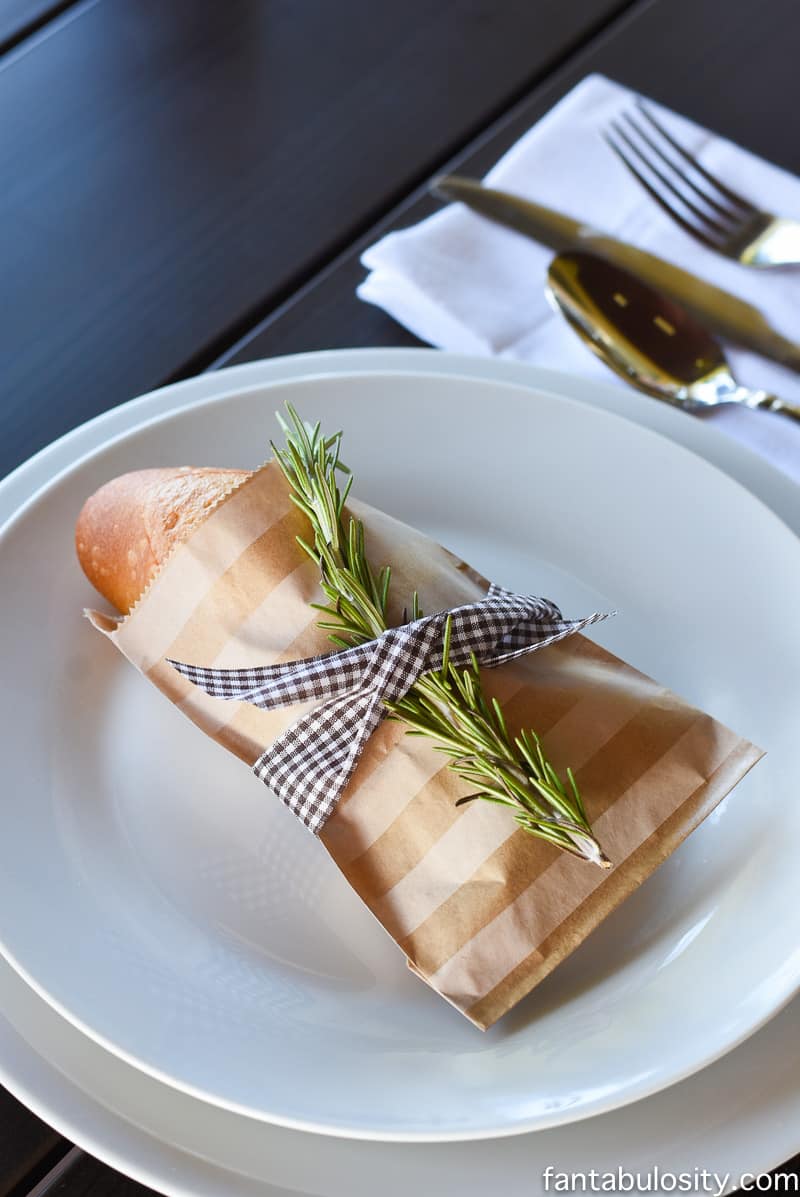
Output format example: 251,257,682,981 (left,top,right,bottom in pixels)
169,584,605,833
